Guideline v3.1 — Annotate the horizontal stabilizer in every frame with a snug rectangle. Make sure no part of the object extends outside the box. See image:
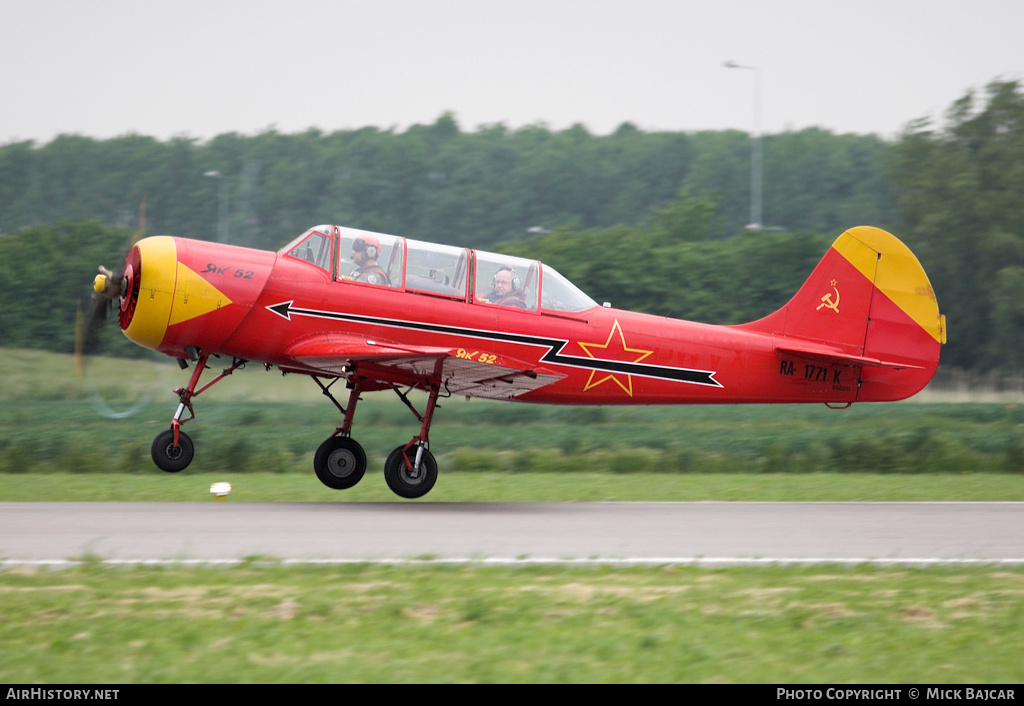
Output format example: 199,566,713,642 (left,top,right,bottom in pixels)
775,342,927,371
